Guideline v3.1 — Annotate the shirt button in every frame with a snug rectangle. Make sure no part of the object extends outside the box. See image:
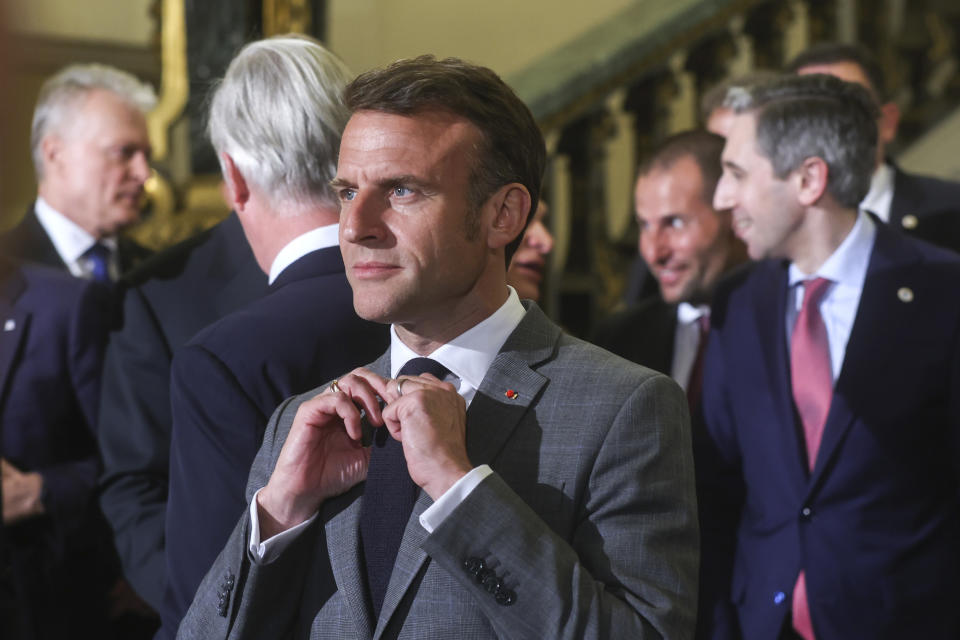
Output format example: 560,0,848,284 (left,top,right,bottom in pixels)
800,506,813,520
